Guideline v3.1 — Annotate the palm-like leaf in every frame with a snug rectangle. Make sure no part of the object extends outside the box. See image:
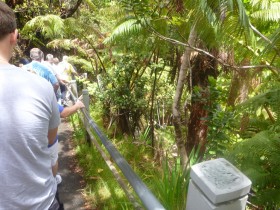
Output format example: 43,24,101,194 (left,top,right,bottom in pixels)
227,131,280,207
238,88,280,124
22,15,65,39
251,2,280,21
103,19,145,44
